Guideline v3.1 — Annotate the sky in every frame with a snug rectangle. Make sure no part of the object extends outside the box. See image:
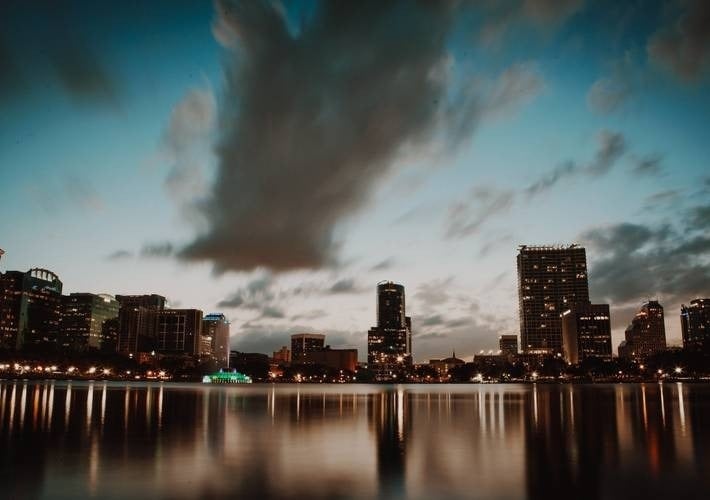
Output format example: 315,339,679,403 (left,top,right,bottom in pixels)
1,0,709,362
